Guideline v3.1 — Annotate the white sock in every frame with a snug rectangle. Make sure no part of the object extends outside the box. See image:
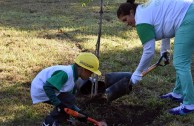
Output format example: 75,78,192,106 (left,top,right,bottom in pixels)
185,104,194,110
171,92,182,99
